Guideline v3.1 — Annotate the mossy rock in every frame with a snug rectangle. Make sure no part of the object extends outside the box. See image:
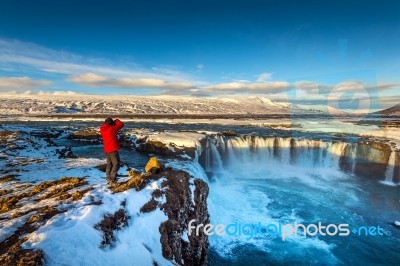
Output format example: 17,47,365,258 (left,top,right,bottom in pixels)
27,214,43,223
145,157,163,174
